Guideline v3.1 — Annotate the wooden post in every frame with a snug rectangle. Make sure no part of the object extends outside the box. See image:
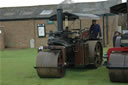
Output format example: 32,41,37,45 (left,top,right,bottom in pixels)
106,15,109,47
0,27,5,50
103,15,105,47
